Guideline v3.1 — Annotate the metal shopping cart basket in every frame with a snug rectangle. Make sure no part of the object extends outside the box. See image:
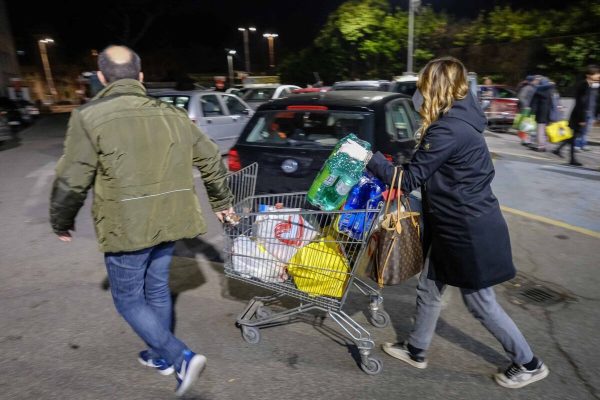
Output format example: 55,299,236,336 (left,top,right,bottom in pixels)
223,163,390,375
